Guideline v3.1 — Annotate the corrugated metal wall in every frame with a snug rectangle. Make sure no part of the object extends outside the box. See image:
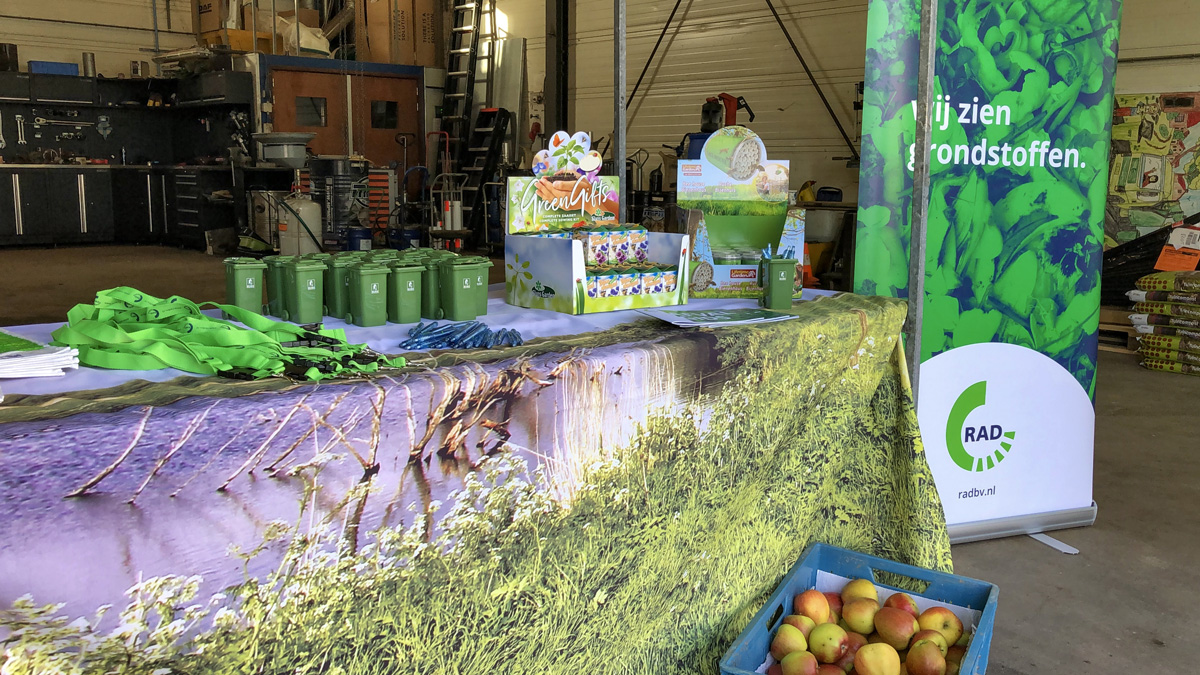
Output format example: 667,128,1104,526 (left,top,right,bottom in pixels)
496,0,867,199
495,0,1200,203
